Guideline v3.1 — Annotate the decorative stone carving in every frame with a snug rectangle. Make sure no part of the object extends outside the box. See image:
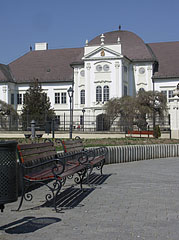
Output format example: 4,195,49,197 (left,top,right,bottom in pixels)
115,62,120,68
86,63,91,70
2,86,7,93
117,37,121,44
74,68,79,74
100,34,105,46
